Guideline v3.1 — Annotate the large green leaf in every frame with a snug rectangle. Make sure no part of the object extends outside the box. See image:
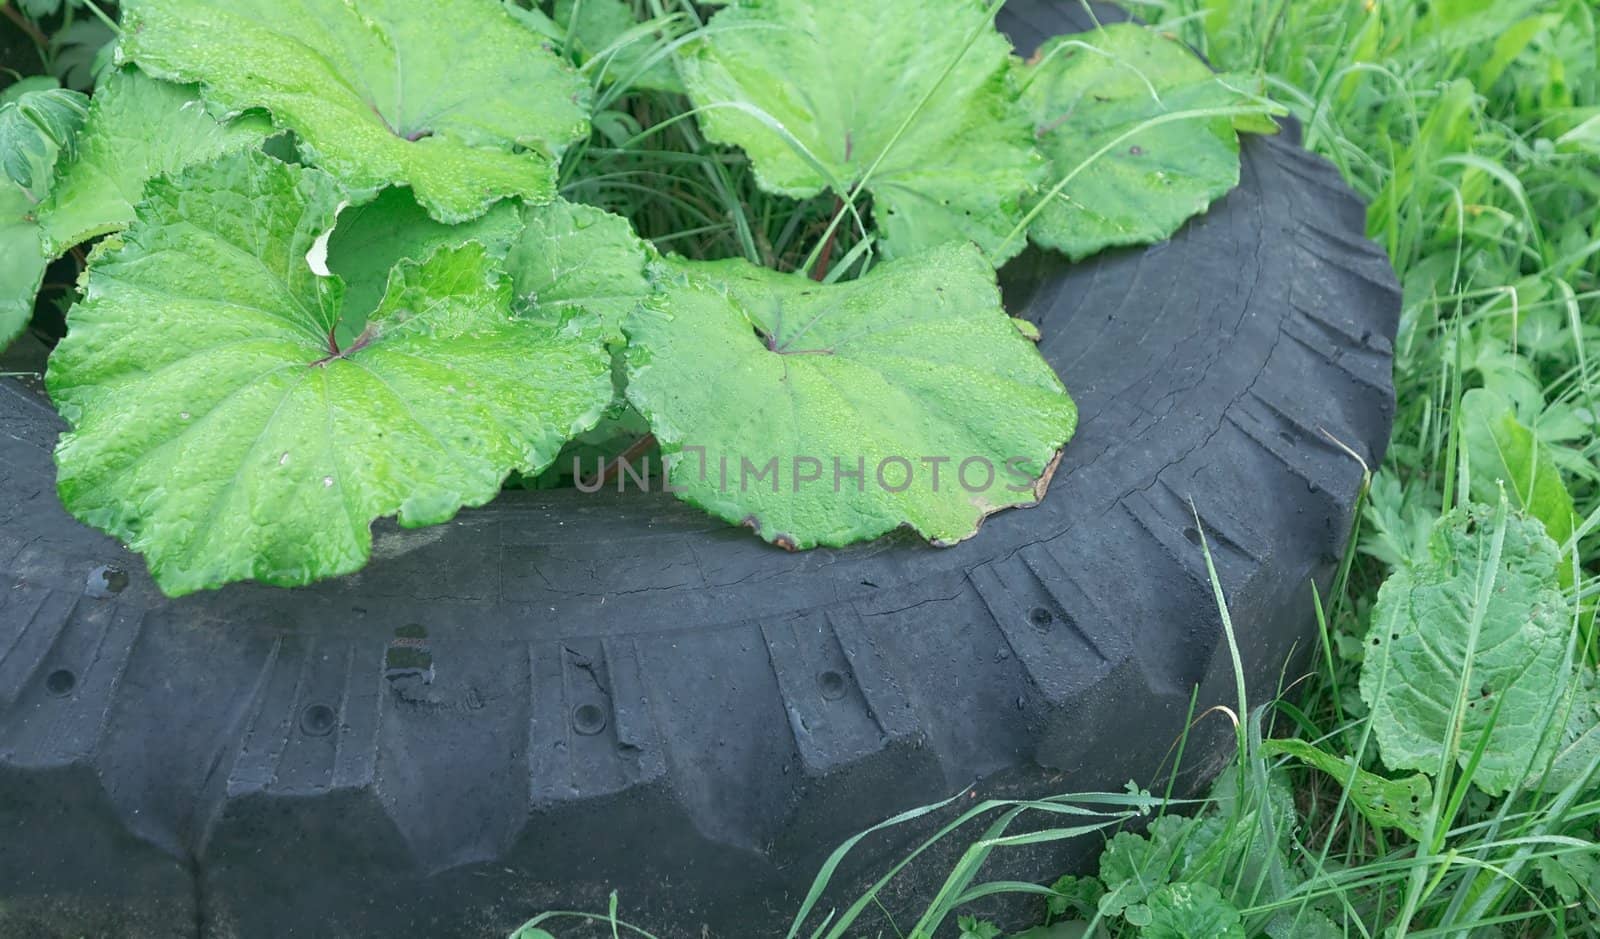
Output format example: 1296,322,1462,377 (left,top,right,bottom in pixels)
48,152,612,596
1359,501,1573,795
1460,387,1577,564
622,243,1076,549
38,67,272,253
120,0,592,223
1019,25,1271,260
0,181,49,346
677,0,1043,263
